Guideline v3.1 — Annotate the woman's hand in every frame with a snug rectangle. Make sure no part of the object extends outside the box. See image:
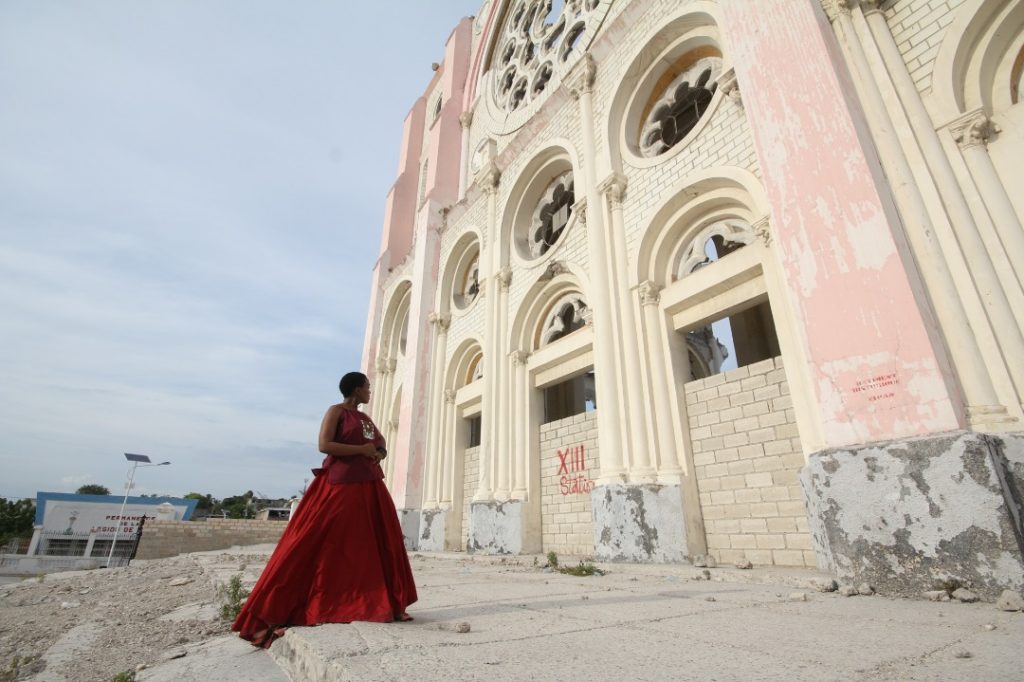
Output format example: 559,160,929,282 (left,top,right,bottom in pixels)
361,442,379,459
